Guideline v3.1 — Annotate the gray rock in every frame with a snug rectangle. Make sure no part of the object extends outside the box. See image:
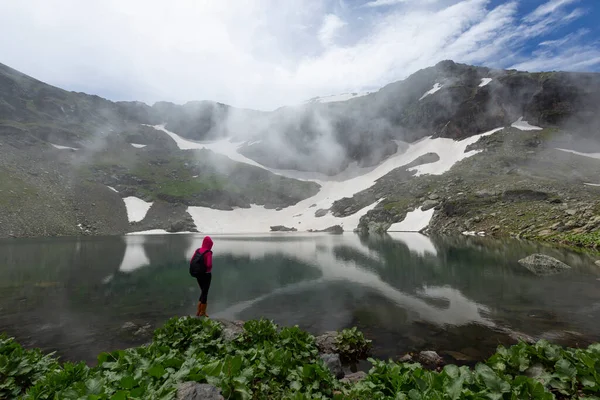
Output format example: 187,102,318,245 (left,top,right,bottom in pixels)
340,371,367,384
398,354,413,363
270,225,297,232
320,353,344,379
216,319,244,343
565,209,577,216
177,382,224,400
417,351,443,366
421,200,439,211
518,254,572,276
315,209,328,217
428,193,440,200
315,331,338,354
595,260,600,267
475,189,496,198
